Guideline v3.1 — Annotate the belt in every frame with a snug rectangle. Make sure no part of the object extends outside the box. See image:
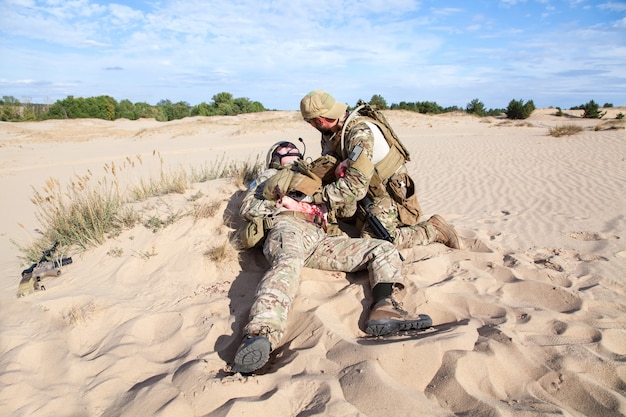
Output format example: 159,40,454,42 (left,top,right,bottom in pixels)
276,210,326,229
